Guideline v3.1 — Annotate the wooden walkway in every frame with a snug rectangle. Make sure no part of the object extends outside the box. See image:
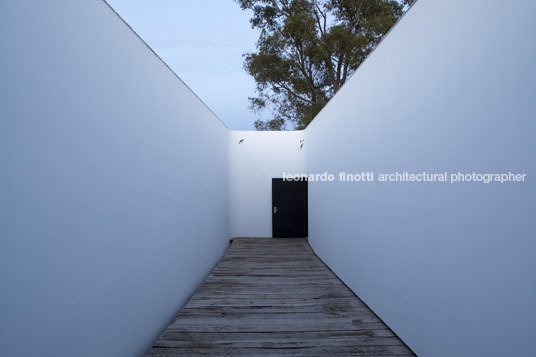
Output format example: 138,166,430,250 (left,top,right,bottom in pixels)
146,238,414,356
